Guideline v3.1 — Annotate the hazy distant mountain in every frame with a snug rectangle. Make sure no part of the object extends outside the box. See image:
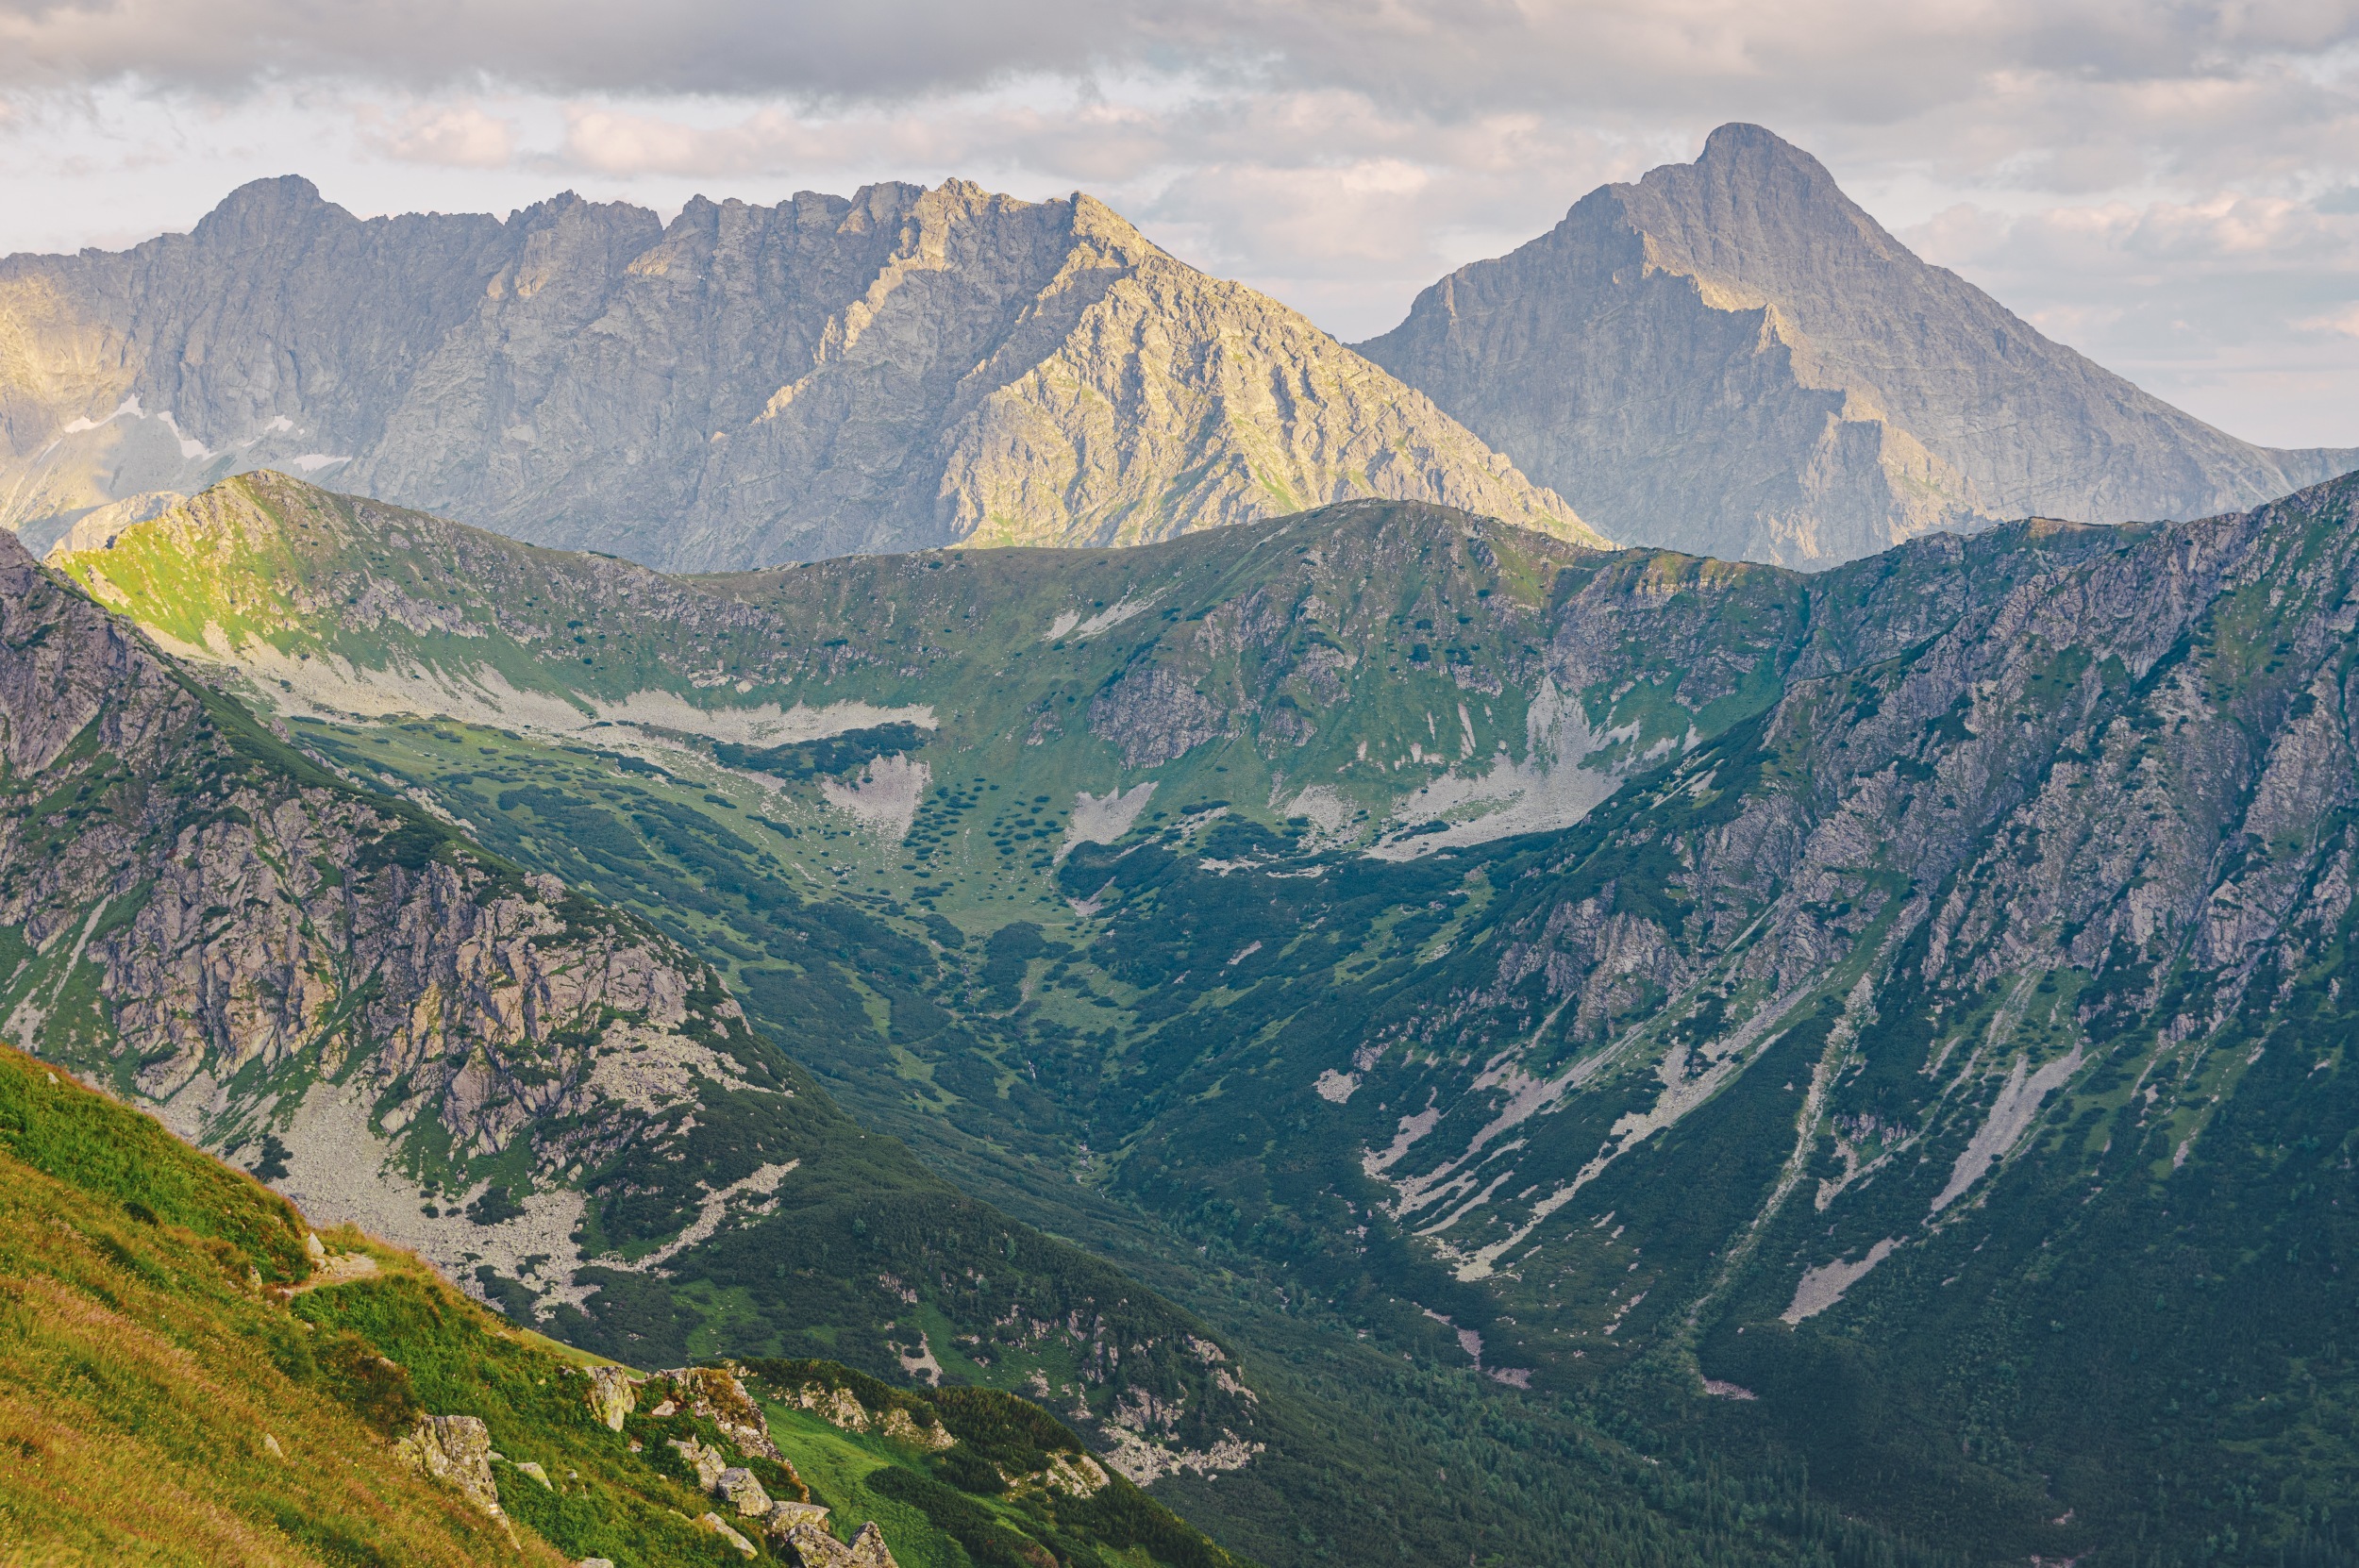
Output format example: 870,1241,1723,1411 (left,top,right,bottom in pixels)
1360,123,2357,567
0,176,1596,567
